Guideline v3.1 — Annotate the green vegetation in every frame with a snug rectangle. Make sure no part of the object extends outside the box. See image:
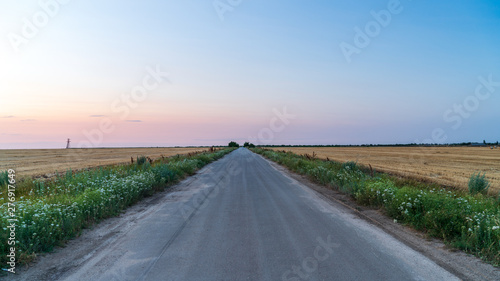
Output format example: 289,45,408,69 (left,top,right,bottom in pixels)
0,171,8,187
228,141,240,148
136,155,147,166
249,141,500,147
243,142,255,148
468,172,490,195
251,148,500,265
0,148,235,266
